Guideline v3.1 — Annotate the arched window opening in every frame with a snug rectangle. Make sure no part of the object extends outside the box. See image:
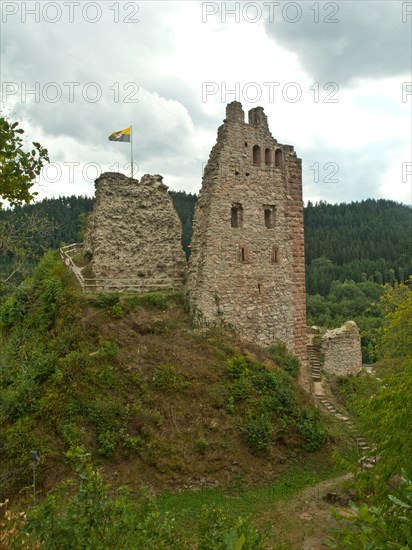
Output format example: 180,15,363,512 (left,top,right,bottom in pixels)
253,145,261,165
275,149,282,167
272,246,279,264
265,148,271,165
231,202,243,228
